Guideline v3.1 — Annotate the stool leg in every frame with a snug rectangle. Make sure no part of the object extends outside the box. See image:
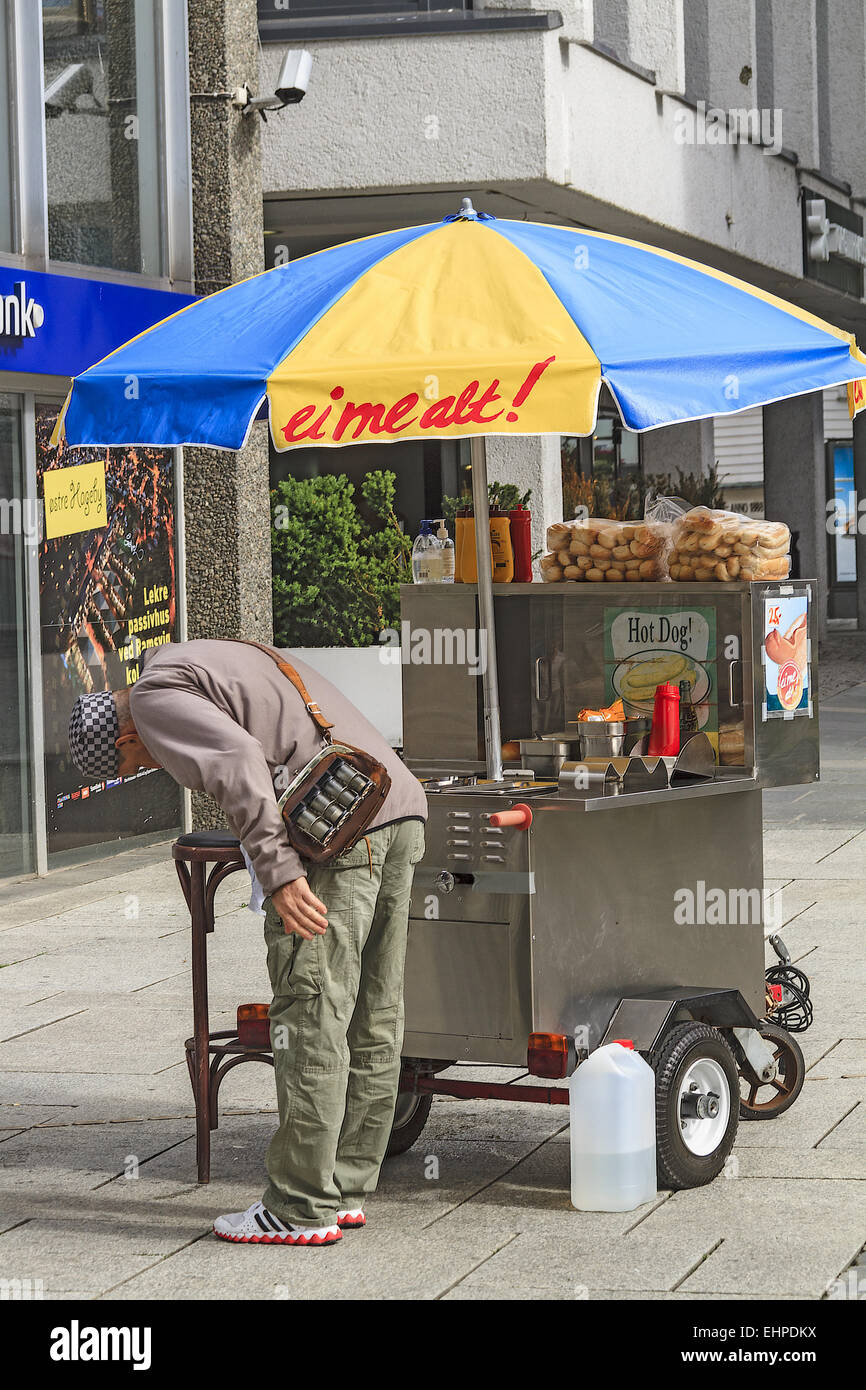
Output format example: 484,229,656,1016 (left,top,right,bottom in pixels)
190,861,211,1183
